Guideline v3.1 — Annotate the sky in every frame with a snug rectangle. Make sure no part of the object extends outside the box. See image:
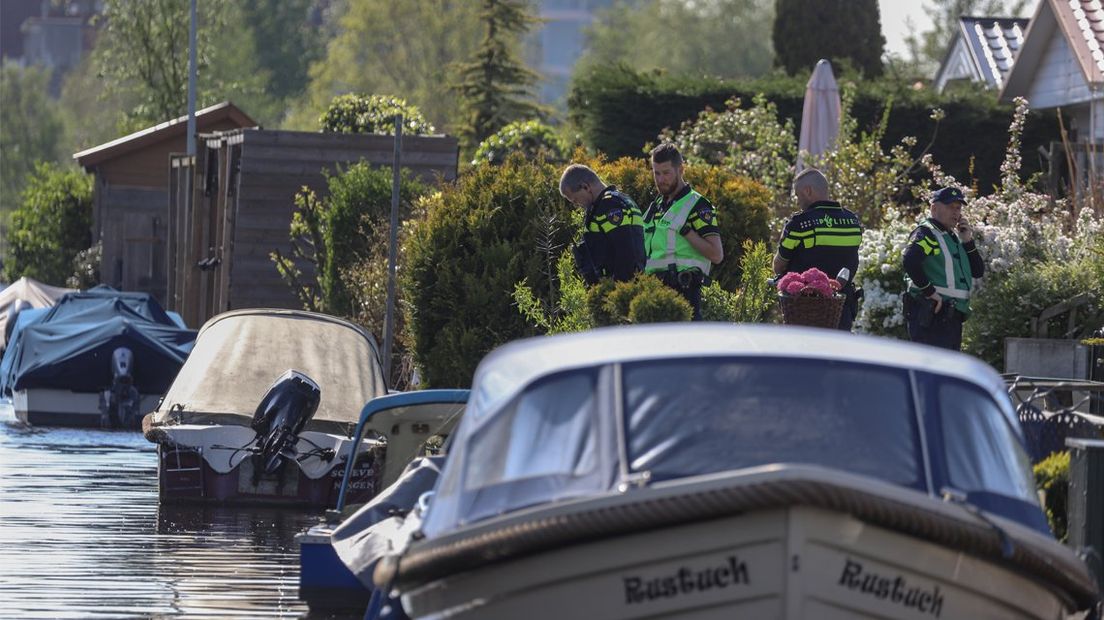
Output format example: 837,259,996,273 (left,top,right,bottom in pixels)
878,0,934,58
